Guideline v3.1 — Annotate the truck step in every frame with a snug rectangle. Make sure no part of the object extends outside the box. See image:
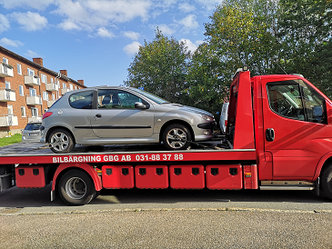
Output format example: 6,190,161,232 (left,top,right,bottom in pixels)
260,181,314,191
